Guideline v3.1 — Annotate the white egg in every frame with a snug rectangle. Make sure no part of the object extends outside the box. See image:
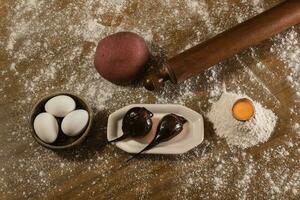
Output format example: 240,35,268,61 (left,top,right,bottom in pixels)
45,95,76,117
33,113,59,143
61,109,89,136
